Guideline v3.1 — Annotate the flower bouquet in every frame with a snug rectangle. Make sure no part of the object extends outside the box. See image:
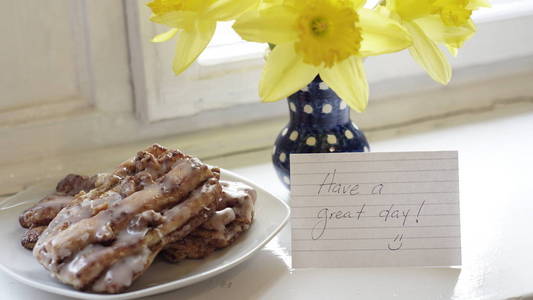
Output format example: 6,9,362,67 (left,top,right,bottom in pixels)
147,0,489,186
